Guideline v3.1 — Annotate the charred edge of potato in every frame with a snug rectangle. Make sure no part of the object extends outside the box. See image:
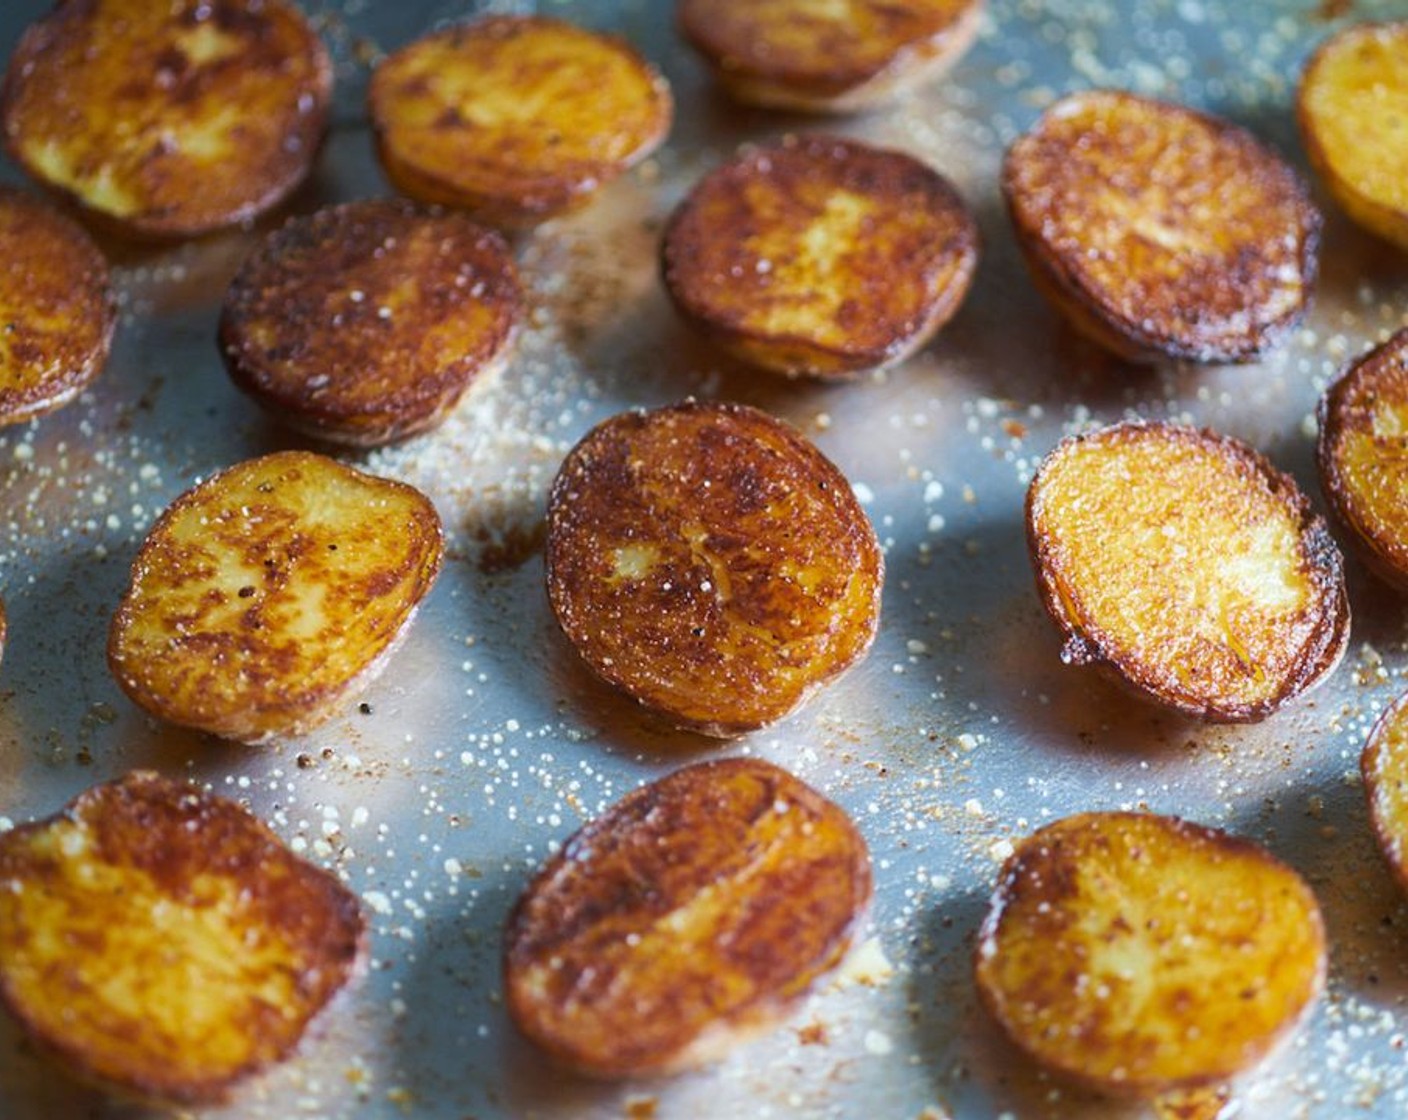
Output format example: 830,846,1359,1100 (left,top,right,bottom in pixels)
218,200,523,447
1001,92,1321,364
678,0,984,114
1025,422,1349,722
0,771,366,1107
660,137,980,379
1297,21,1408,254
1317,328,1408,590
0,186,116,425
973,811,1327,1097
502,757,872,1077
1362,690,1408,894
